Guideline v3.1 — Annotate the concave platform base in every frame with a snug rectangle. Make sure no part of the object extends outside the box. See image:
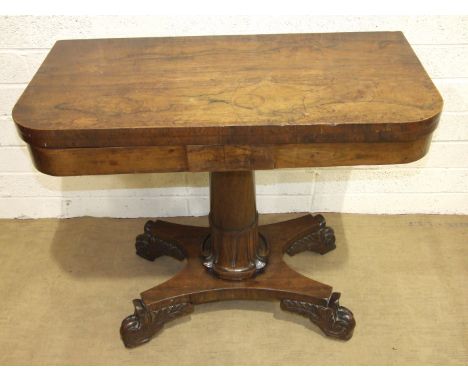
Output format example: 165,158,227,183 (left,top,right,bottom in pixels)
121,214,355,348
